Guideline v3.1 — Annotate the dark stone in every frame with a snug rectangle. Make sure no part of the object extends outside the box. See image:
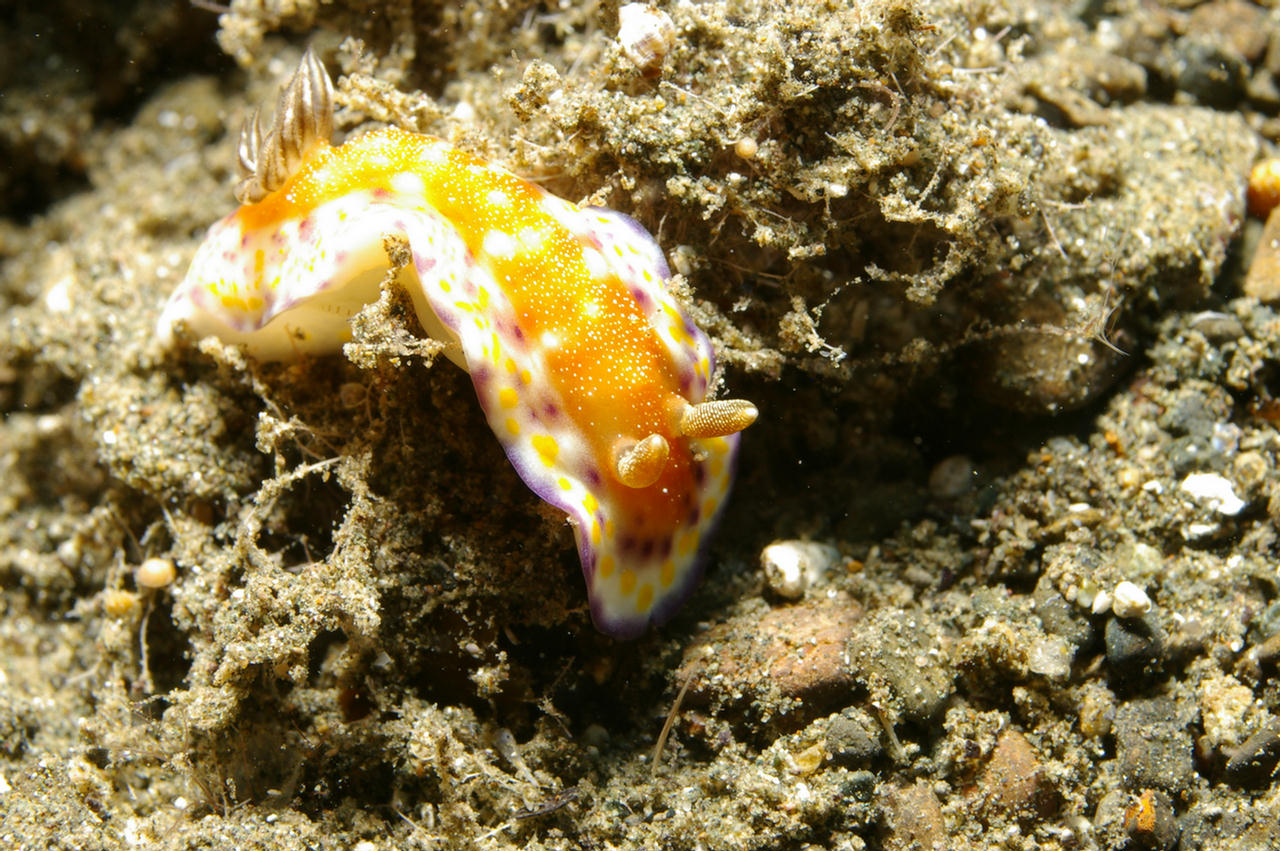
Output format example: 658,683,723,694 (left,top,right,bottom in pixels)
1105,612,1167,677
1224,720,1280,789
1113,697,1196,794
1033,576,1094,653
826,709,882,767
